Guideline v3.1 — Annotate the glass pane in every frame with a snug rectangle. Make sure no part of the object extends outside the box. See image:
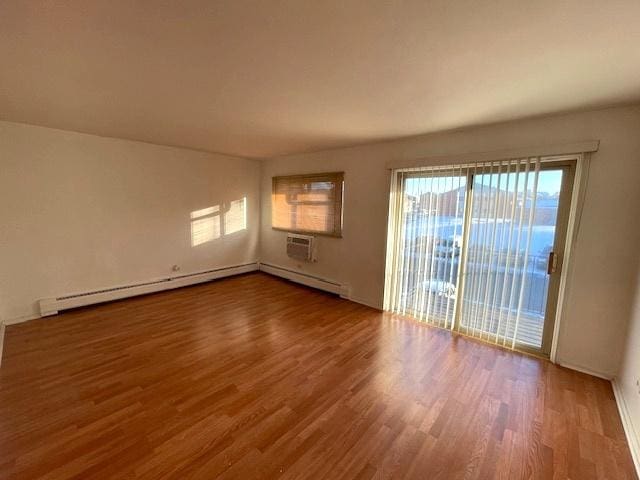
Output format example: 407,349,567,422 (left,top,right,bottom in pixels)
399,174,467,328
459,168,562,348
